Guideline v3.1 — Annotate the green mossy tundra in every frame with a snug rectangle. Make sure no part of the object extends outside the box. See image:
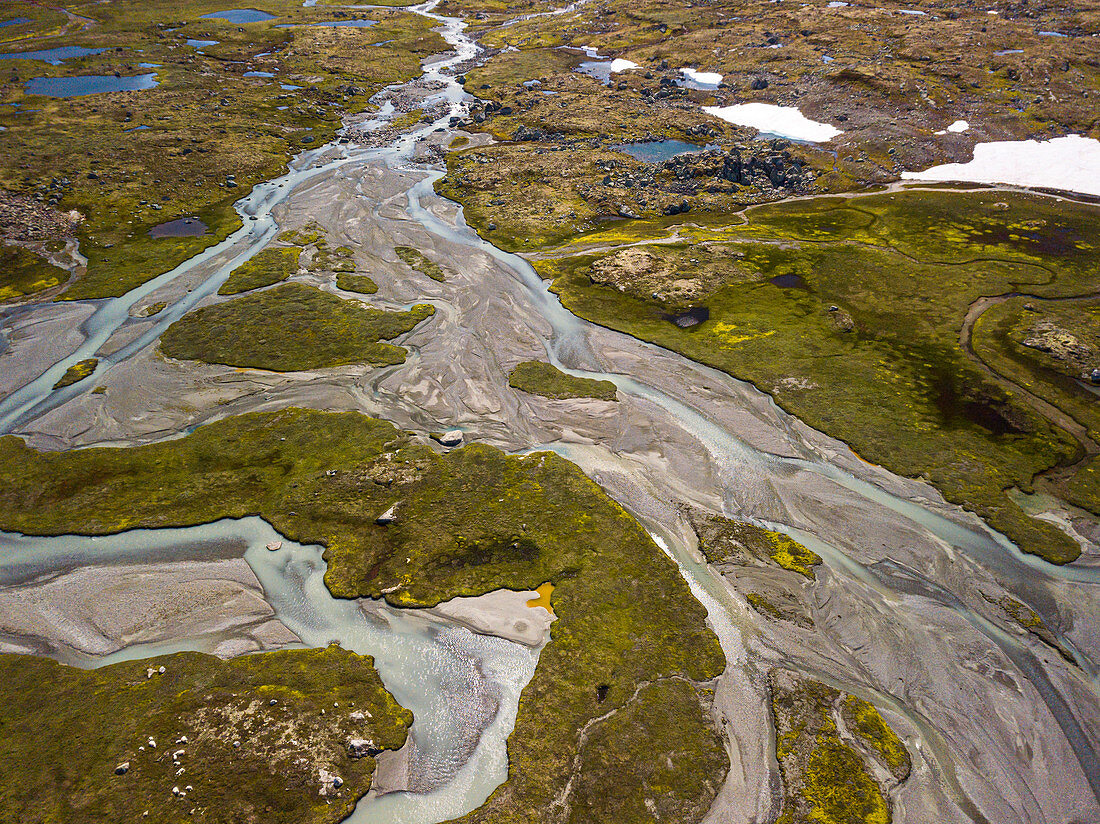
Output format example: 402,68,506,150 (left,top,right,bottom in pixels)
160,282,434,371
0,408,728,824
509,360,618,401
0,646,411,824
